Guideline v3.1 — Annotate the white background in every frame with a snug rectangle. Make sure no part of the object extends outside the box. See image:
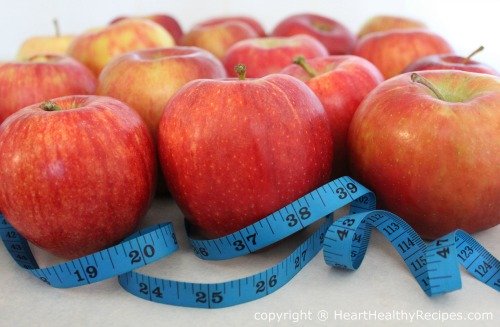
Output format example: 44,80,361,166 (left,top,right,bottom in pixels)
0,0,499,71
0,1,499,326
